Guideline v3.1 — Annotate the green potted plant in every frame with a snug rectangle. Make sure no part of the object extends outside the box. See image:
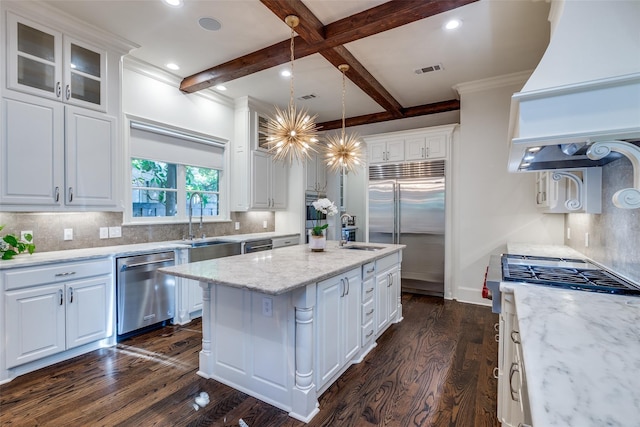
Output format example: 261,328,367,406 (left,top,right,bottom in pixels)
309,198,337,252
0,225,36,260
